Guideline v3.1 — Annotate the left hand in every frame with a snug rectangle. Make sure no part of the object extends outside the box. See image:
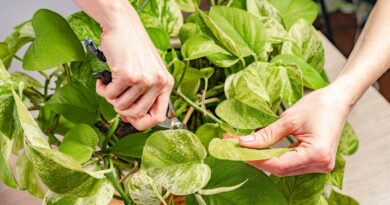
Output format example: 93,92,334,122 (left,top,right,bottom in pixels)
225,85,353,176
